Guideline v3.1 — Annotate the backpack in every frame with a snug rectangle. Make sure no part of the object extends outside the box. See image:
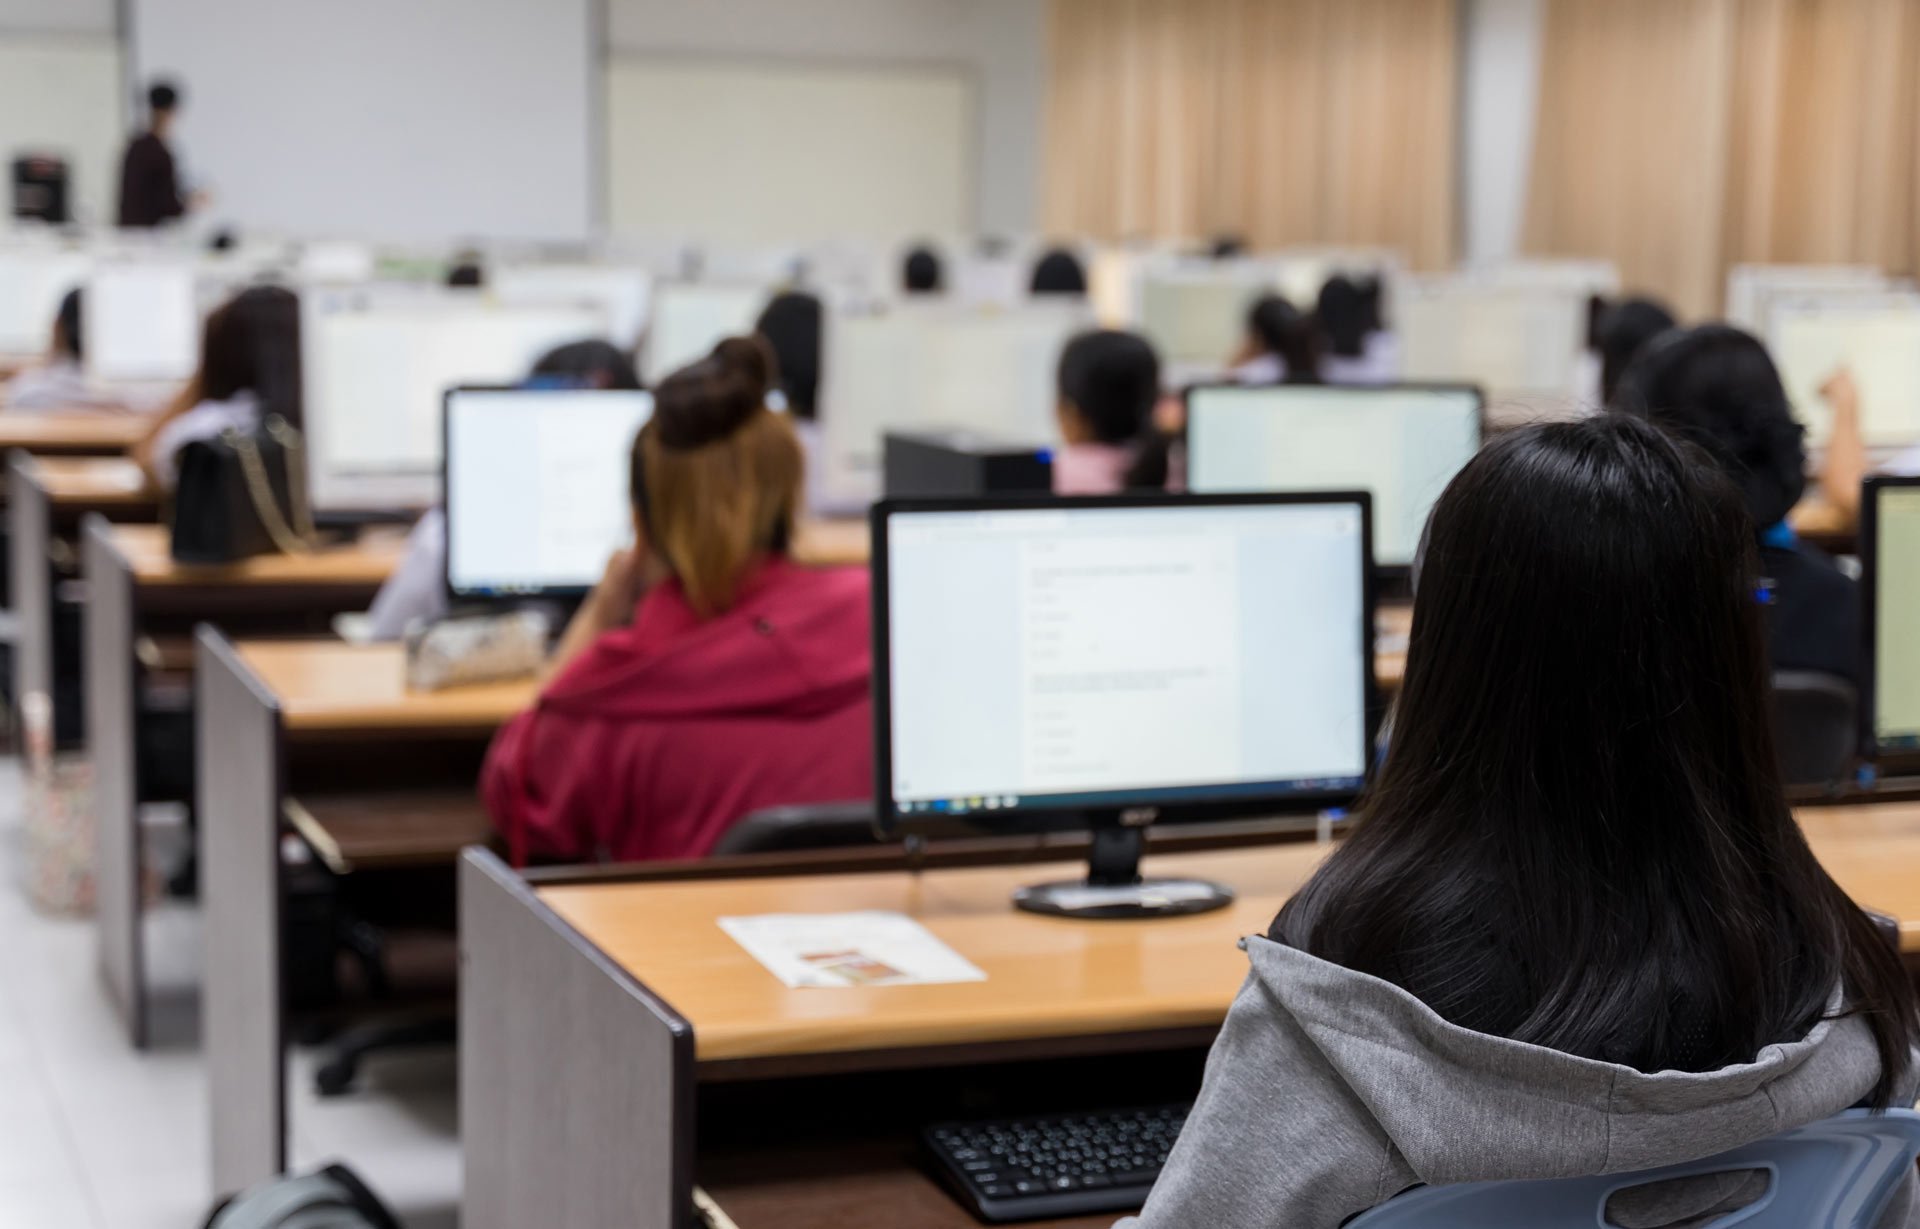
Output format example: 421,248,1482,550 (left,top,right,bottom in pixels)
204,1164,402,1229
